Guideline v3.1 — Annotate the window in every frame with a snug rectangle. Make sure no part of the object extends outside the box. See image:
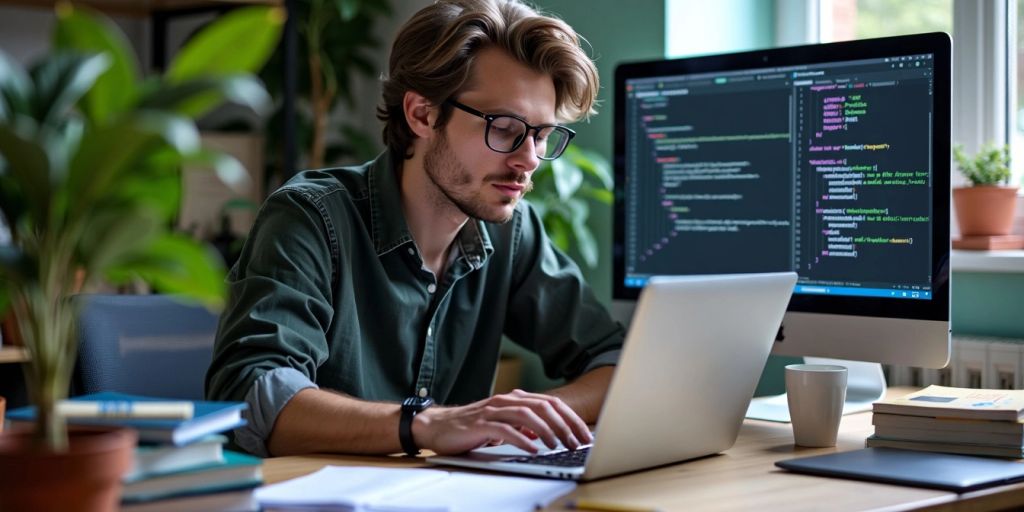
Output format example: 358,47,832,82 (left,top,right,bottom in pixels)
820,0,953,44
1014,0,1024,189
